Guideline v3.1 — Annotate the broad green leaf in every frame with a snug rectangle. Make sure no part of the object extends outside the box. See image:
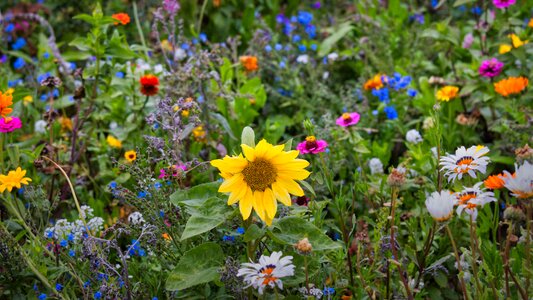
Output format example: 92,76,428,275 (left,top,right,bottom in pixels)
269,217,341,251
318,22,353,56
169,182,221,207
180,197,231,240
243,224,265,242
166,242,224,291
210,112,238,140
